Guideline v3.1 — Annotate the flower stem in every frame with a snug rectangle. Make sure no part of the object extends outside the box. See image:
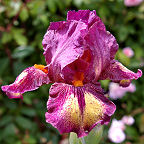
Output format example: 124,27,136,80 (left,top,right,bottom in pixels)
81,137,86,144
